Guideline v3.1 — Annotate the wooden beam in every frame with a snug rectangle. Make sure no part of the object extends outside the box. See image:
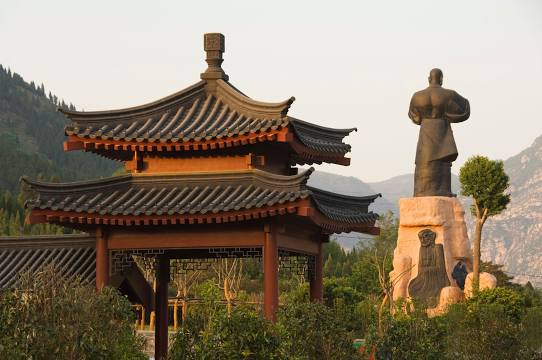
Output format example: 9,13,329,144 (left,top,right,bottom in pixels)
64,128,287,154
263,224,279,322
63,140,85,151
107,224,265,250
95,227,109,291
155,256,169,360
